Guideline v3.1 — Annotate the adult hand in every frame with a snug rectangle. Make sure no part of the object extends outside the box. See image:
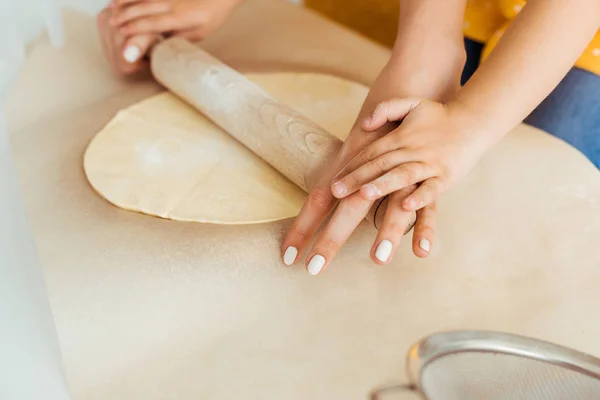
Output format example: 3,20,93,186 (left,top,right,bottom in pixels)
97,0,243,75
97,7,158,76
281,43,467,275
111,0,243,45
